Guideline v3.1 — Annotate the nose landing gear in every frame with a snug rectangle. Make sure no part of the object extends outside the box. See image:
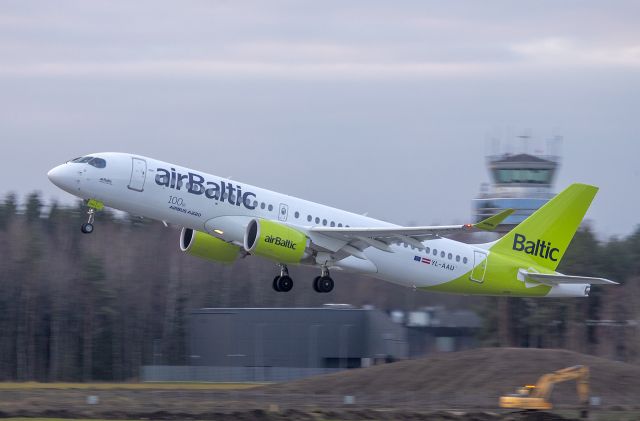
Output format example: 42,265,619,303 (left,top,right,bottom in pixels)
81,199,104,234
81,211,94,234
272,264,293,292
